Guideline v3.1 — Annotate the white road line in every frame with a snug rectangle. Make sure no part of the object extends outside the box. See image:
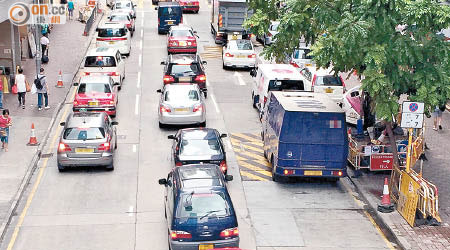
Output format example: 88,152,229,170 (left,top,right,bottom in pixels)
139,40,143,50
183,16,188,25
135,94,140,115
206,80,210,87
139,54,142,67
210,94,220,113
233,71,246,85
141,29,144,38
141,12,145,24
137,71,141,88
226,140,232,150
132,144,137,152
128,206,134,216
